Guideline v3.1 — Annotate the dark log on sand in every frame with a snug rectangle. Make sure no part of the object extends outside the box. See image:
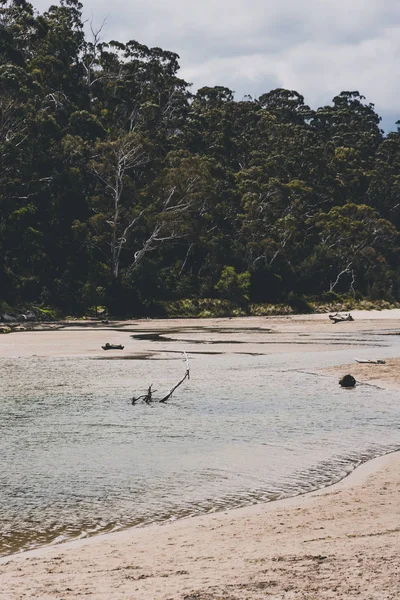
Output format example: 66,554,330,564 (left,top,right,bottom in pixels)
355,359,386,364
102,343,124,350
329,313,354,324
